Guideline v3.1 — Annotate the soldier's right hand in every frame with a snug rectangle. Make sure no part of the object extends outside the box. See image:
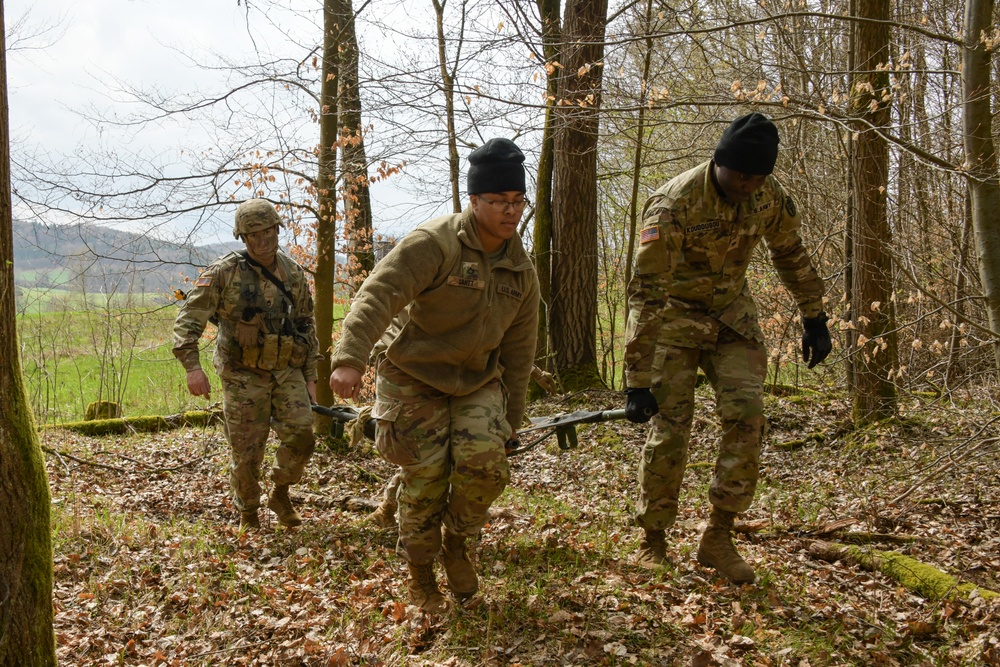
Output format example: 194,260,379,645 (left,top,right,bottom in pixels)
186,369,211,400
330,366,363,401
625,388,659,423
